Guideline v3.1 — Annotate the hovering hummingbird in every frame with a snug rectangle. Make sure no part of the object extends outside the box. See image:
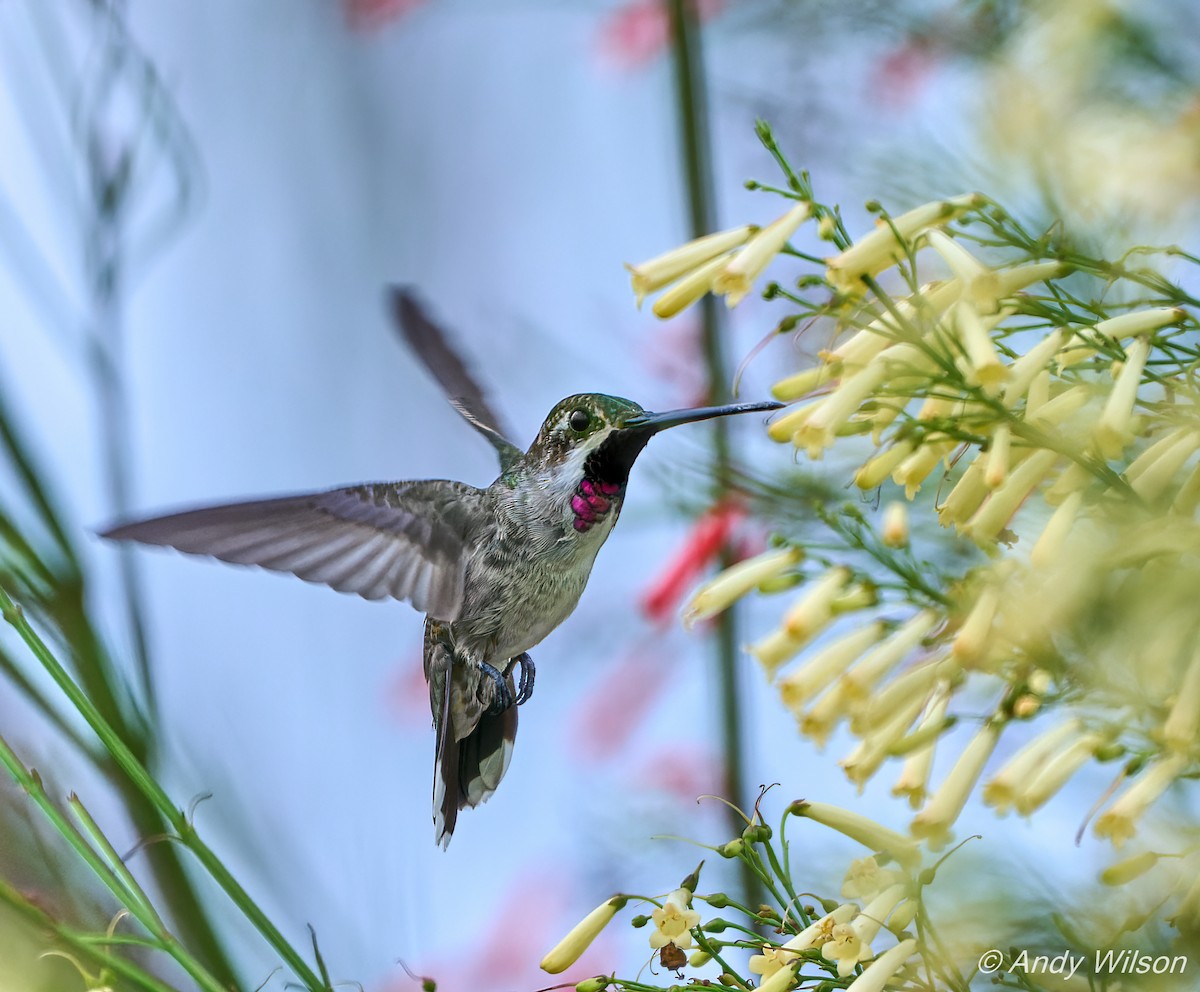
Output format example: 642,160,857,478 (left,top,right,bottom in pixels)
103,288,780,846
